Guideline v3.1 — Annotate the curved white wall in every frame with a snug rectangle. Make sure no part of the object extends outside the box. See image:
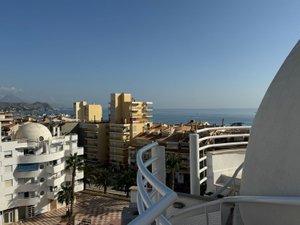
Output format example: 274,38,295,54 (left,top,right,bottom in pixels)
239,41,300,224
